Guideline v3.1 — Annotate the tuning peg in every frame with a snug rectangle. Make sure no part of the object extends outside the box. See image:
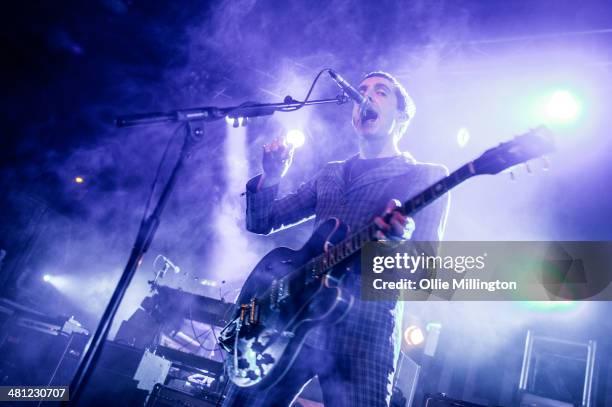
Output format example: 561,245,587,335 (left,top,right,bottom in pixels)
524,162,532,174
541,156,550,171
509,170,516,182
